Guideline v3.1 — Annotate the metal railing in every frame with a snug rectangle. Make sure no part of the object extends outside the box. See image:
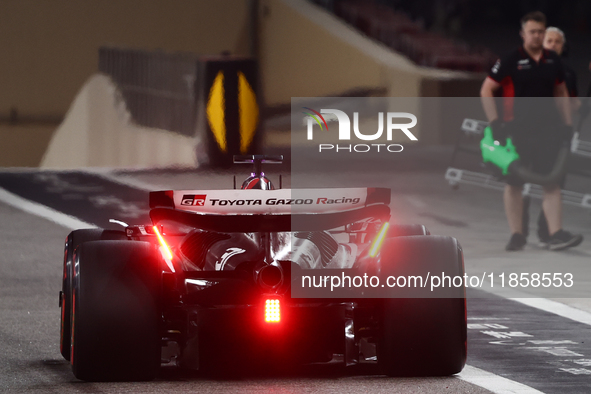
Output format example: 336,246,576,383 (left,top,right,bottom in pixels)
99,47,199,137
